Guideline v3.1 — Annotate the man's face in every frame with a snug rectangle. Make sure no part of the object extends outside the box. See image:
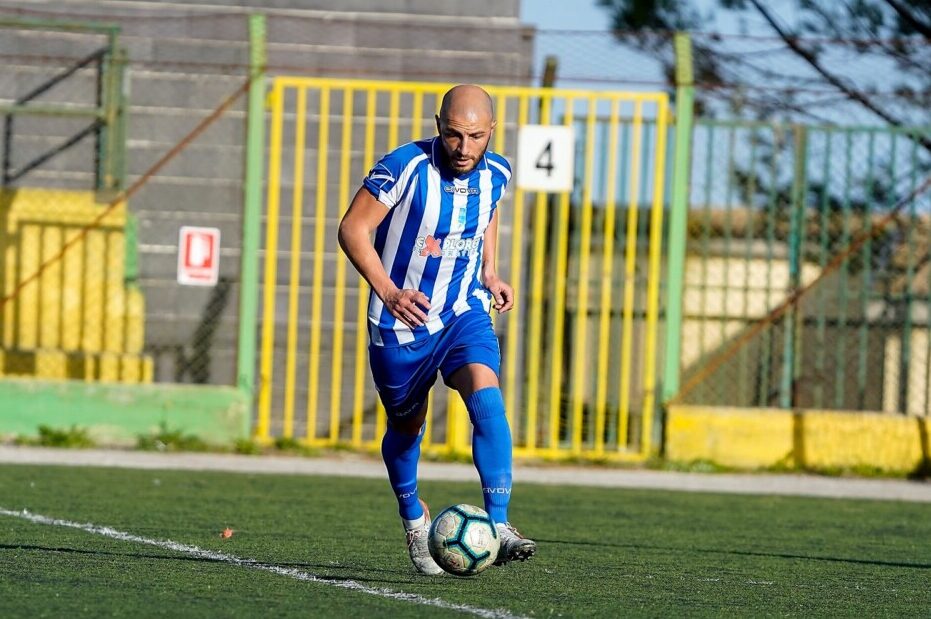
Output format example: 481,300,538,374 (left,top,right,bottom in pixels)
435,112,495,175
